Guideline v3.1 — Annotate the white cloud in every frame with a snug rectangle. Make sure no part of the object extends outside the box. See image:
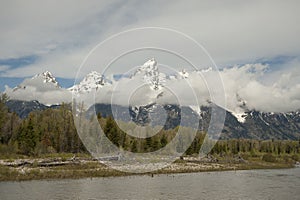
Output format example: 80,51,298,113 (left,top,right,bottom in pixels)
4,74,72,105
4,59,300,112
221,63,300,112
5,86,72,106
1,1,300,112
1,1,300,78
76,60,300,113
